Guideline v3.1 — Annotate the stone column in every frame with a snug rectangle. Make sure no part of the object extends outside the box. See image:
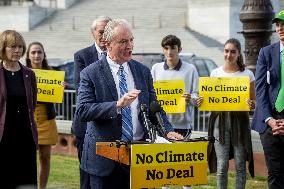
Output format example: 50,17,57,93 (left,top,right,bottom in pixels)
239,0,274,73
